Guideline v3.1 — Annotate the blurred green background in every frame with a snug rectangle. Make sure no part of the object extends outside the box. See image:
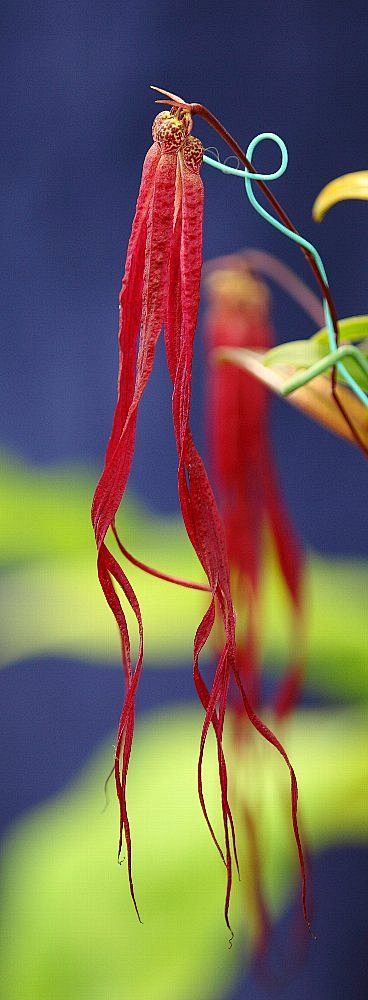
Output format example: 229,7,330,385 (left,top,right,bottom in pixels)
1,455,367,999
